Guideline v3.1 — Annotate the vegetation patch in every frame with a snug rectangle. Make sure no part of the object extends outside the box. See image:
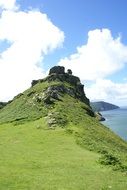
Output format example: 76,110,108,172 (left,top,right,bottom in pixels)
0,120,127,190
99,151,127,172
